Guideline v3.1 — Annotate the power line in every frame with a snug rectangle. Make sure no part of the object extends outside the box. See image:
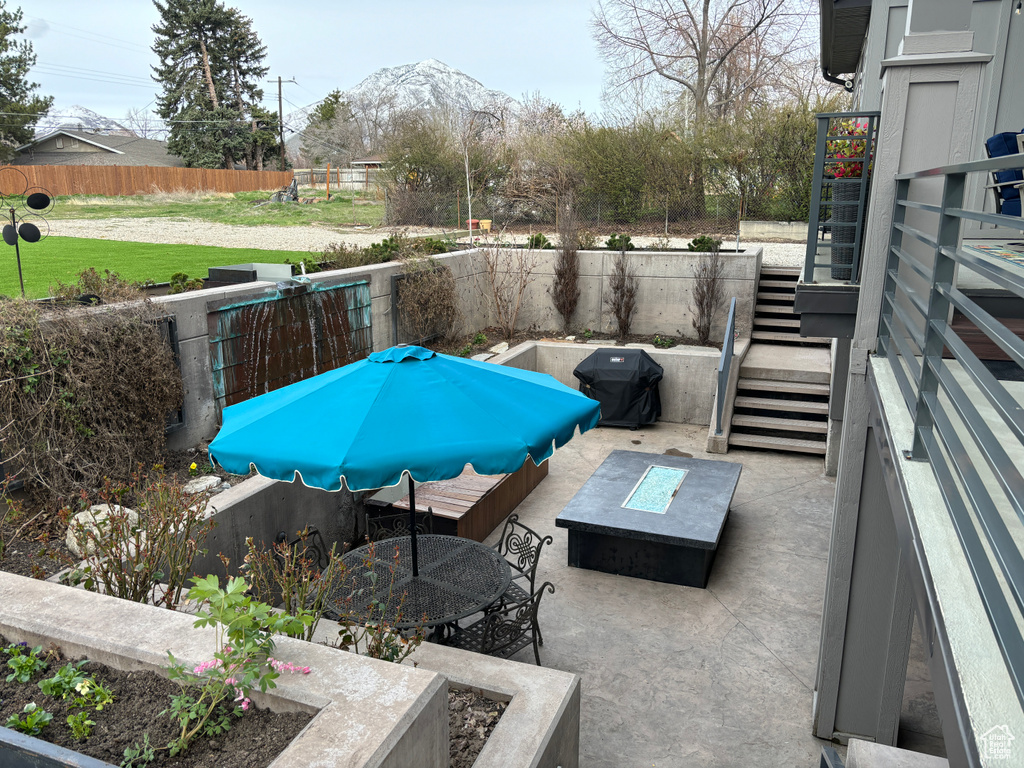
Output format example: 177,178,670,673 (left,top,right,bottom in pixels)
27,17,150,53
36,61,153,86
32,69,155,89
